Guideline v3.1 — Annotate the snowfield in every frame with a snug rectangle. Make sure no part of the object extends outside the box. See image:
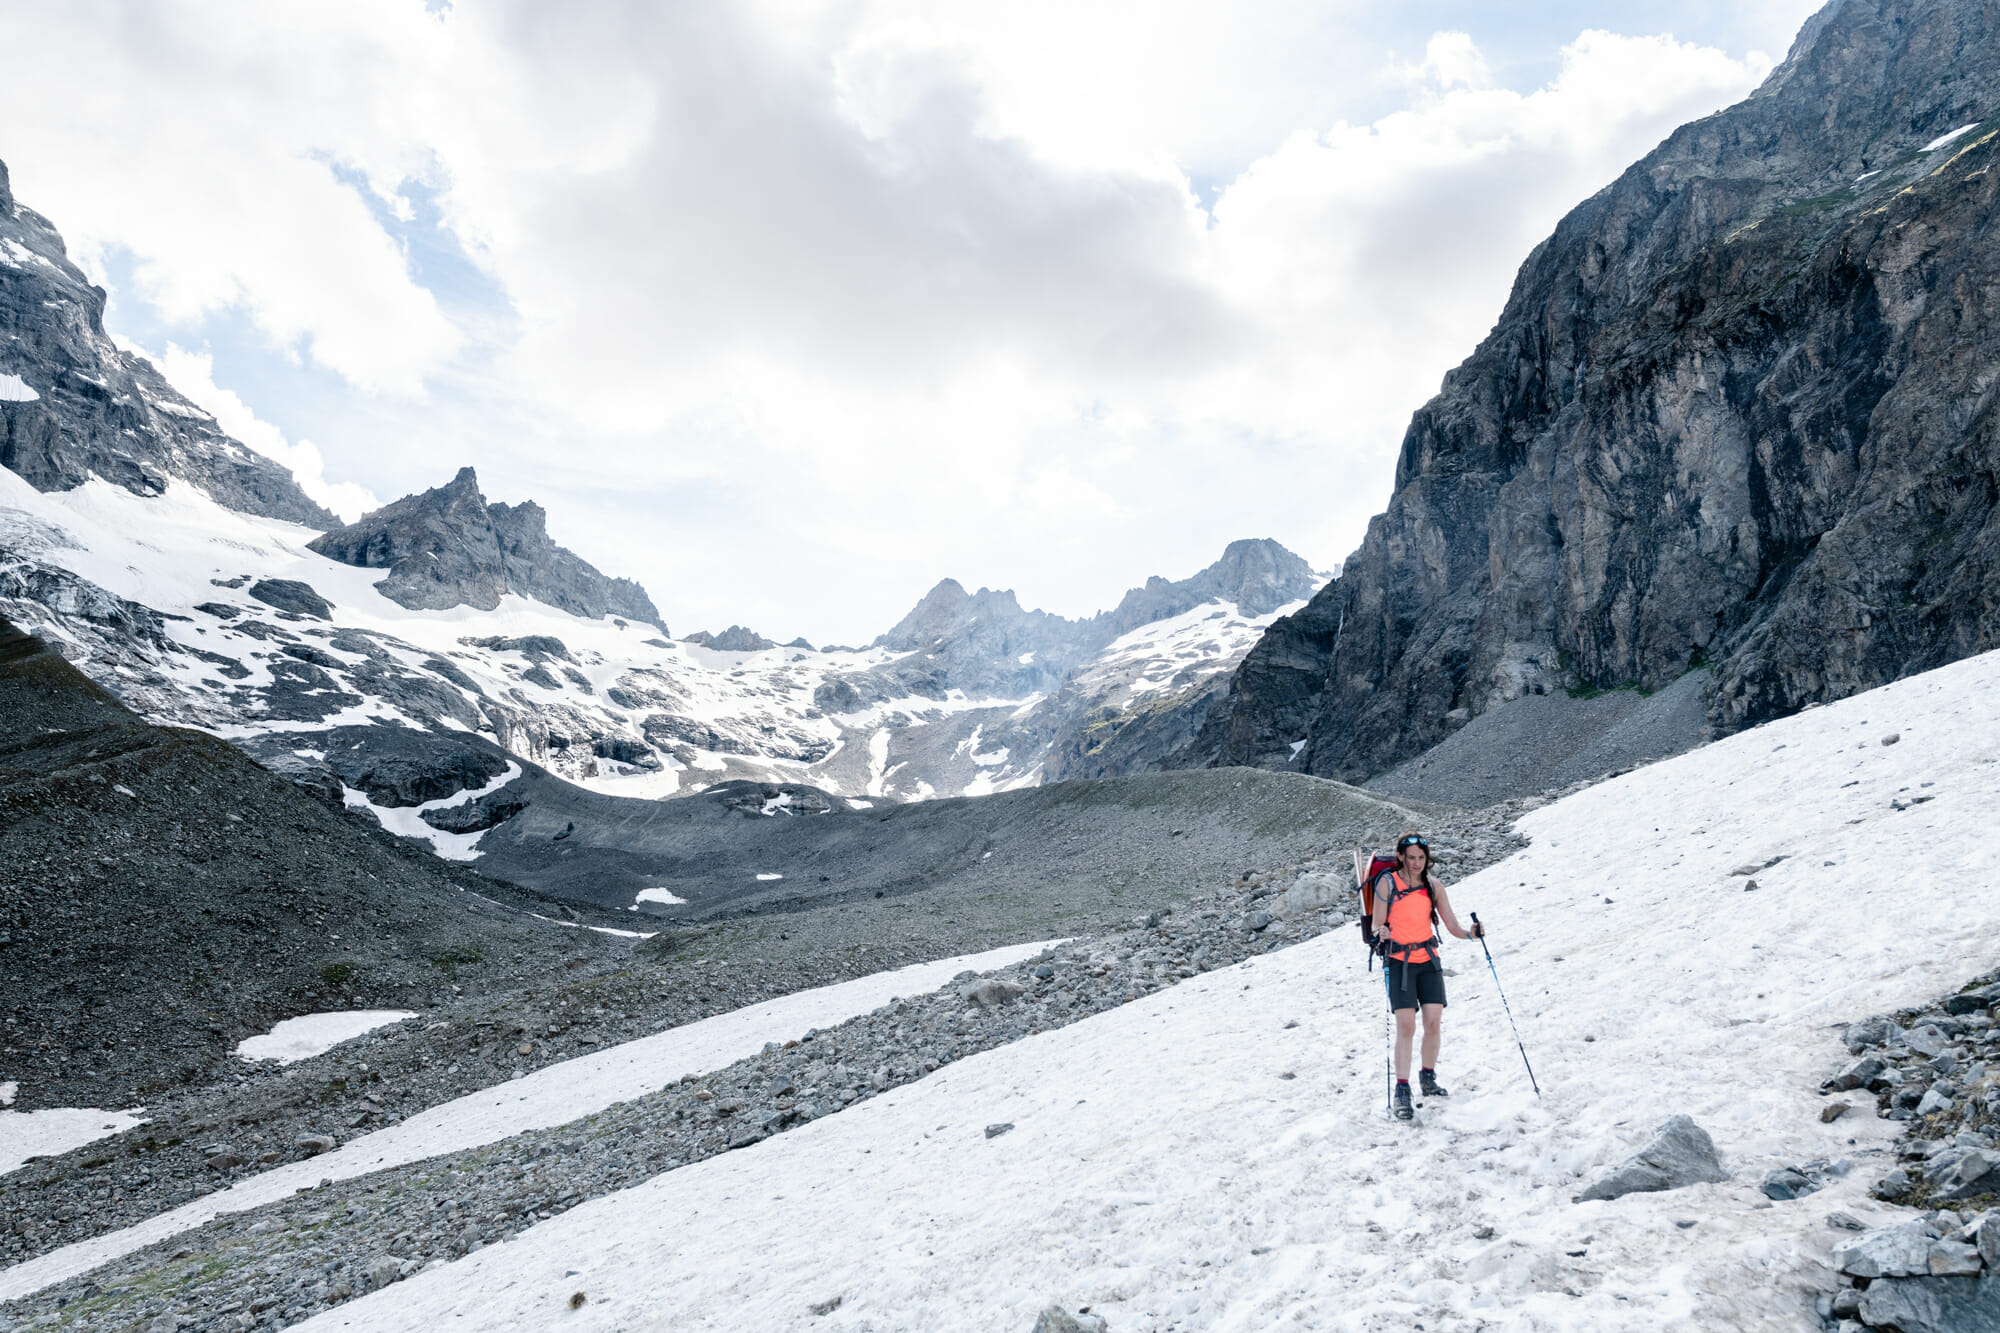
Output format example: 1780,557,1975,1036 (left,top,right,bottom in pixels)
293,650,2000,1332
0,1108,148,1178
235,1012,421,1065
0,940,1059,1302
